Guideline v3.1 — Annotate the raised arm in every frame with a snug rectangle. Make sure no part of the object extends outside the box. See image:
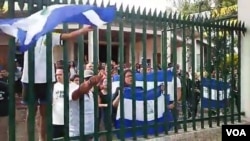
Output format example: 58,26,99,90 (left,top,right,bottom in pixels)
60,25,93,40
71,70,106,100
